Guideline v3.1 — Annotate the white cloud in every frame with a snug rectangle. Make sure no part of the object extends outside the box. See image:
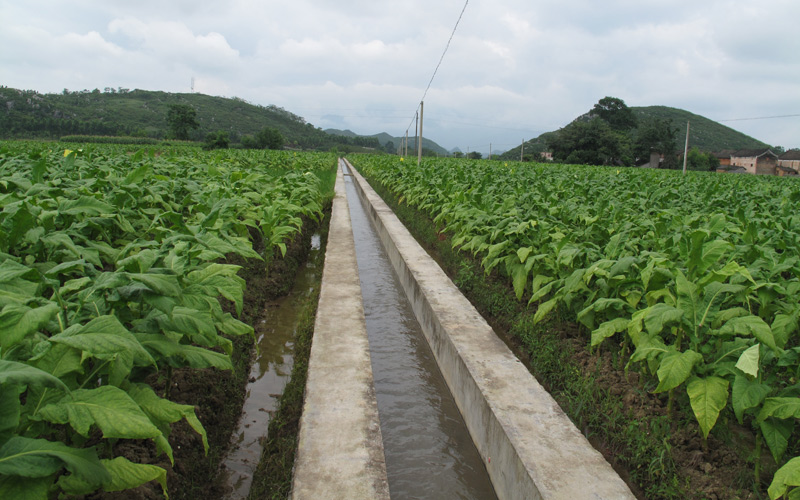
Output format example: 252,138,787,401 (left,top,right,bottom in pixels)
1,0,798,151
